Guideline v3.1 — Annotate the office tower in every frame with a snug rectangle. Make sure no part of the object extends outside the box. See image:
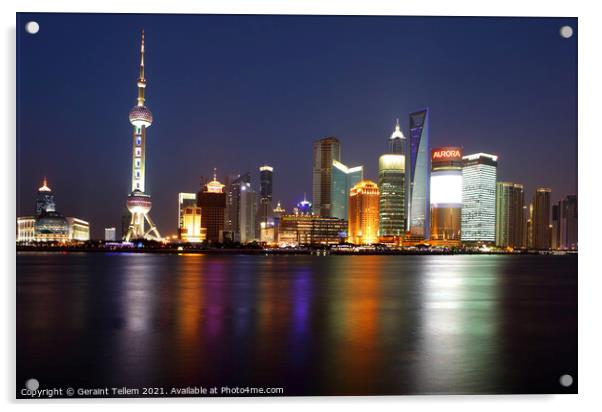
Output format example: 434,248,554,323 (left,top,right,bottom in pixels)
278,215,347,246
430,147,462,243
389,118,406,155
348,180,380,245
378,154,405,237
197,170,227,243
313,137,341,216
178,193,203,243
525,203,533,248
35,177,55,215
257,165,274,230
558,195,578,250
331,160,363,219
495,182,524,248
225,173,251,242
124,30,161,241
239,182,257,243
105,227,116,241
532,188,552,250
461,153,498,243
407,109,430,239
